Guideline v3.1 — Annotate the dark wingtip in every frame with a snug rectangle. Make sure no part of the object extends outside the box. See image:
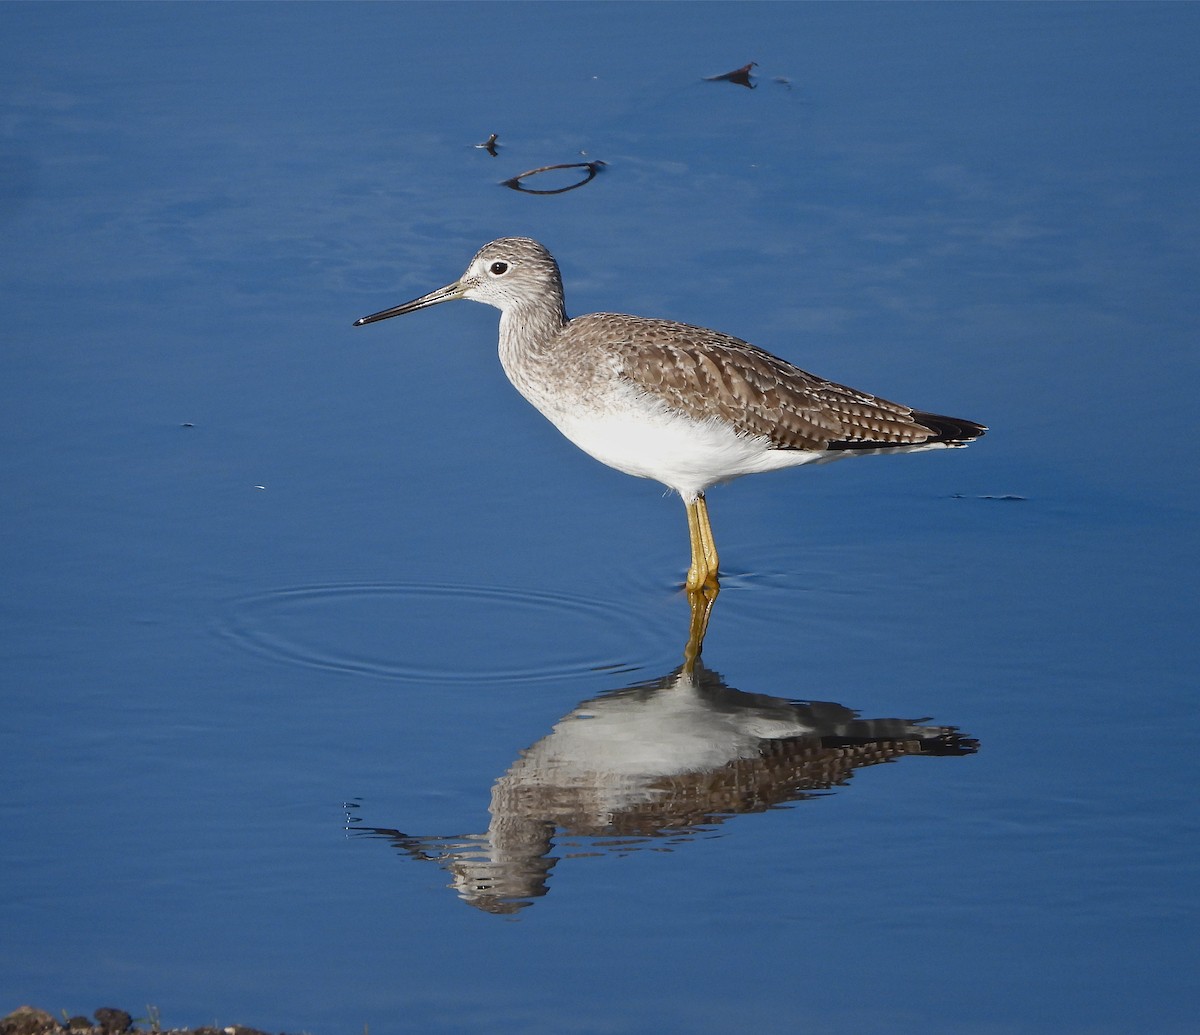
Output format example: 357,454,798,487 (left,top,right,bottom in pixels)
824,411,987,452
352,317,367,327
914,412,988,445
